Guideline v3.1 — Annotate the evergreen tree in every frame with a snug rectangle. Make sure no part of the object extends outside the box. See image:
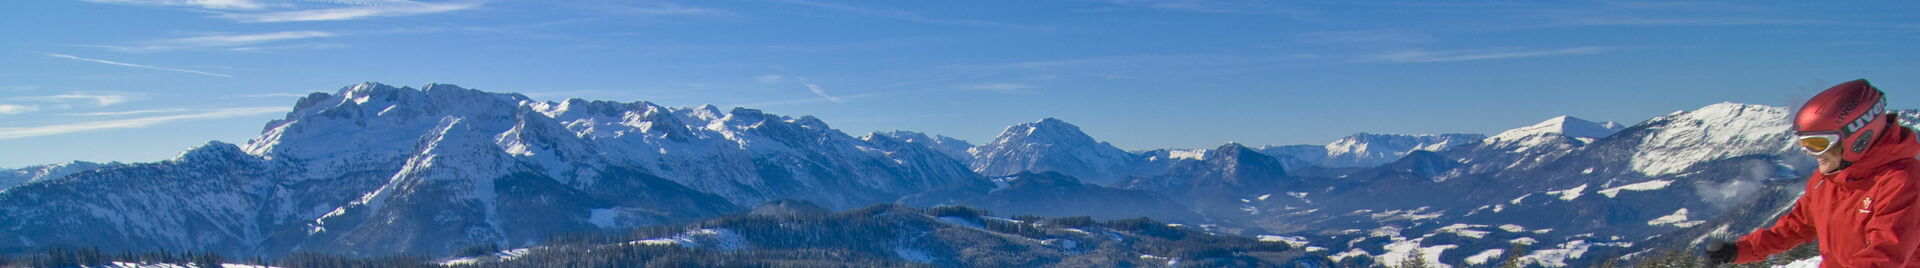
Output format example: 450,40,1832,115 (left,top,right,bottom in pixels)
1499,243,1529,268
1400,251,1431,268
192,251,225,268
